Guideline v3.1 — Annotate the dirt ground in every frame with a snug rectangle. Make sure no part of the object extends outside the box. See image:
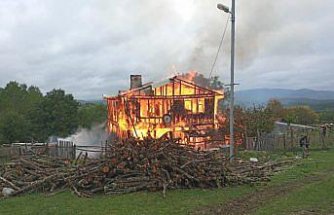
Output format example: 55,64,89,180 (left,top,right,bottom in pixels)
192,169,334,215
